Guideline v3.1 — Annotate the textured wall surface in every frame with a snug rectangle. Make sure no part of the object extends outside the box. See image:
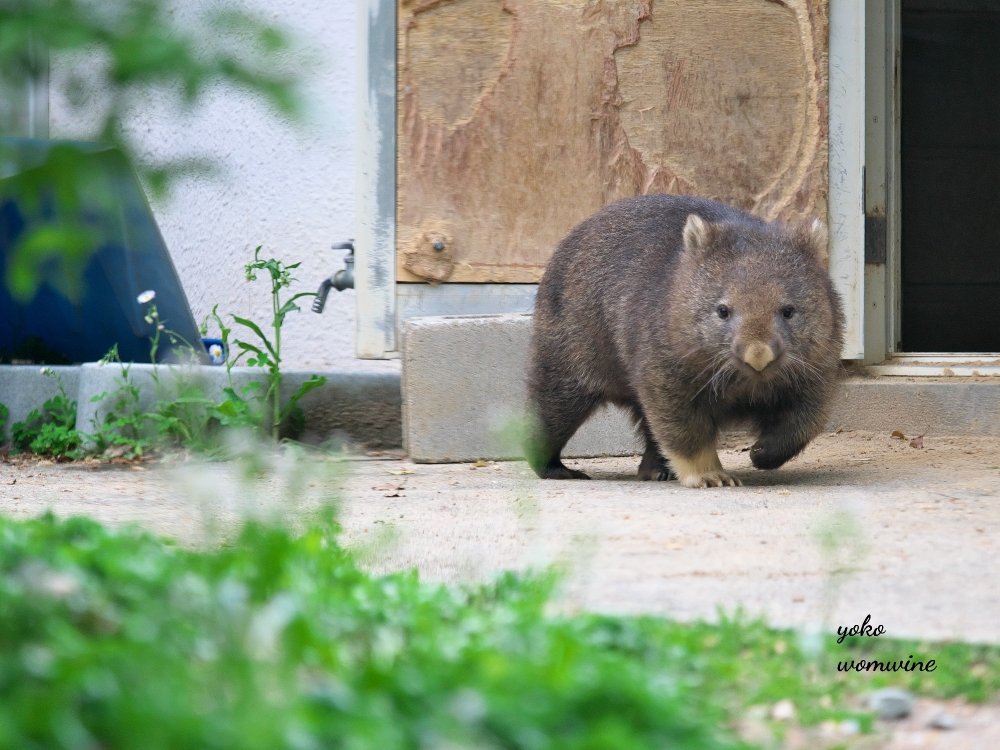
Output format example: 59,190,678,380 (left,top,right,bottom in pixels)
49,1,385,370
